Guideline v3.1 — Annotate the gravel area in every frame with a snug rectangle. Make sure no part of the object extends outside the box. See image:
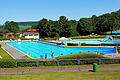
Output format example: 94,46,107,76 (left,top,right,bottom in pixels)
0,66,120,74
